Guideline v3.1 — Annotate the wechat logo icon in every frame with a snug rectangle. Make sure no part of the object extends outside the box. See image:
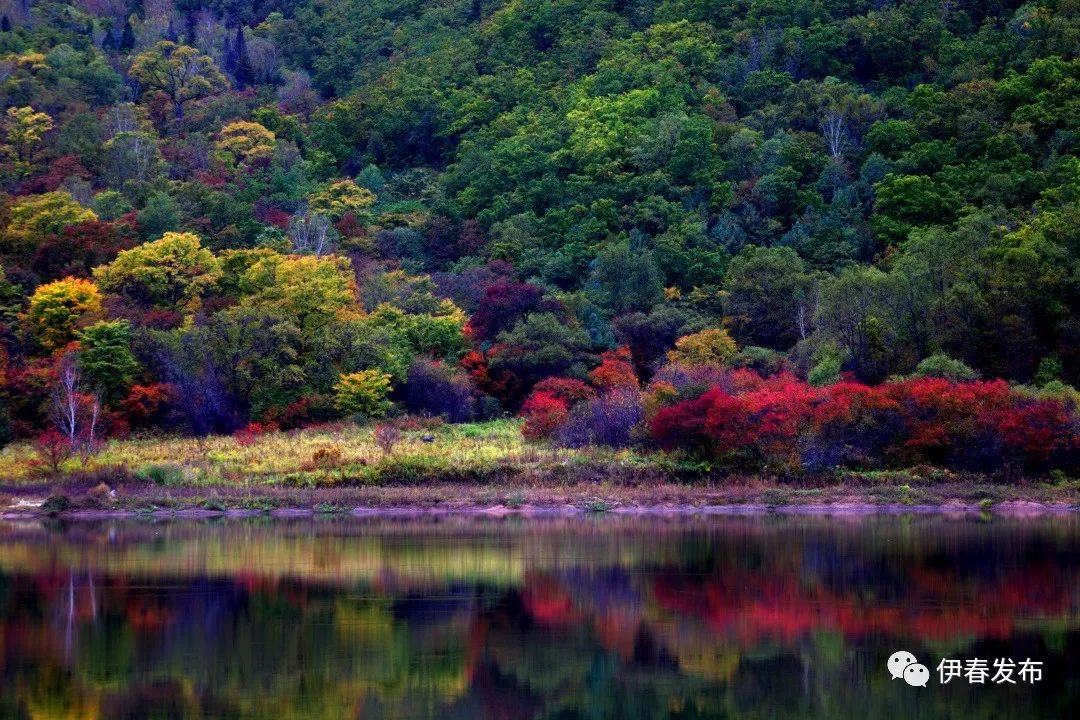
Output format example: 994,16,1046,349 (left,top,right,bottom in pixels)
888,650,930,687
